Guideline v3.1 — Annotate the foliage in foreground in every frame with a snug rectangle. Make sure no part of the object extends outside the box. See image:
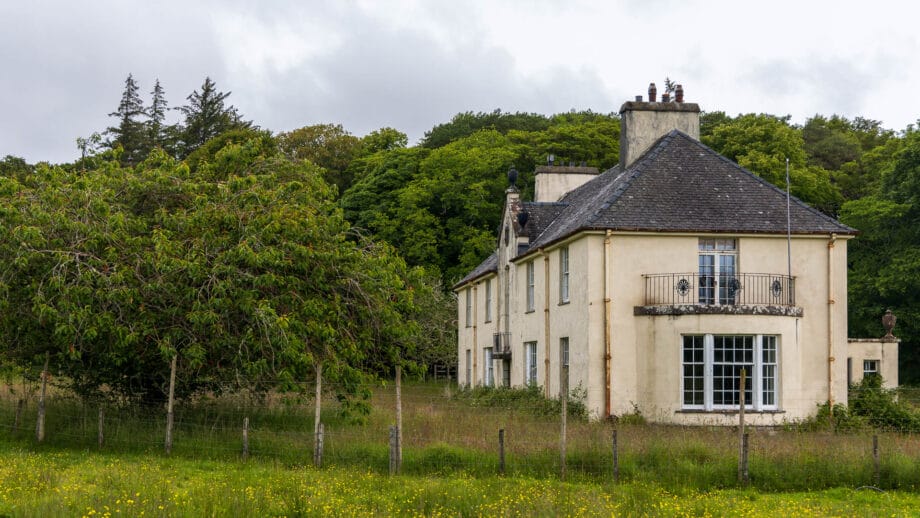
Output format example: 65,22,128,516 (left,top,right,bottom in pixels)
804,375,920,433
0,140,430,408
1,447,919,517
451,383,588,419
